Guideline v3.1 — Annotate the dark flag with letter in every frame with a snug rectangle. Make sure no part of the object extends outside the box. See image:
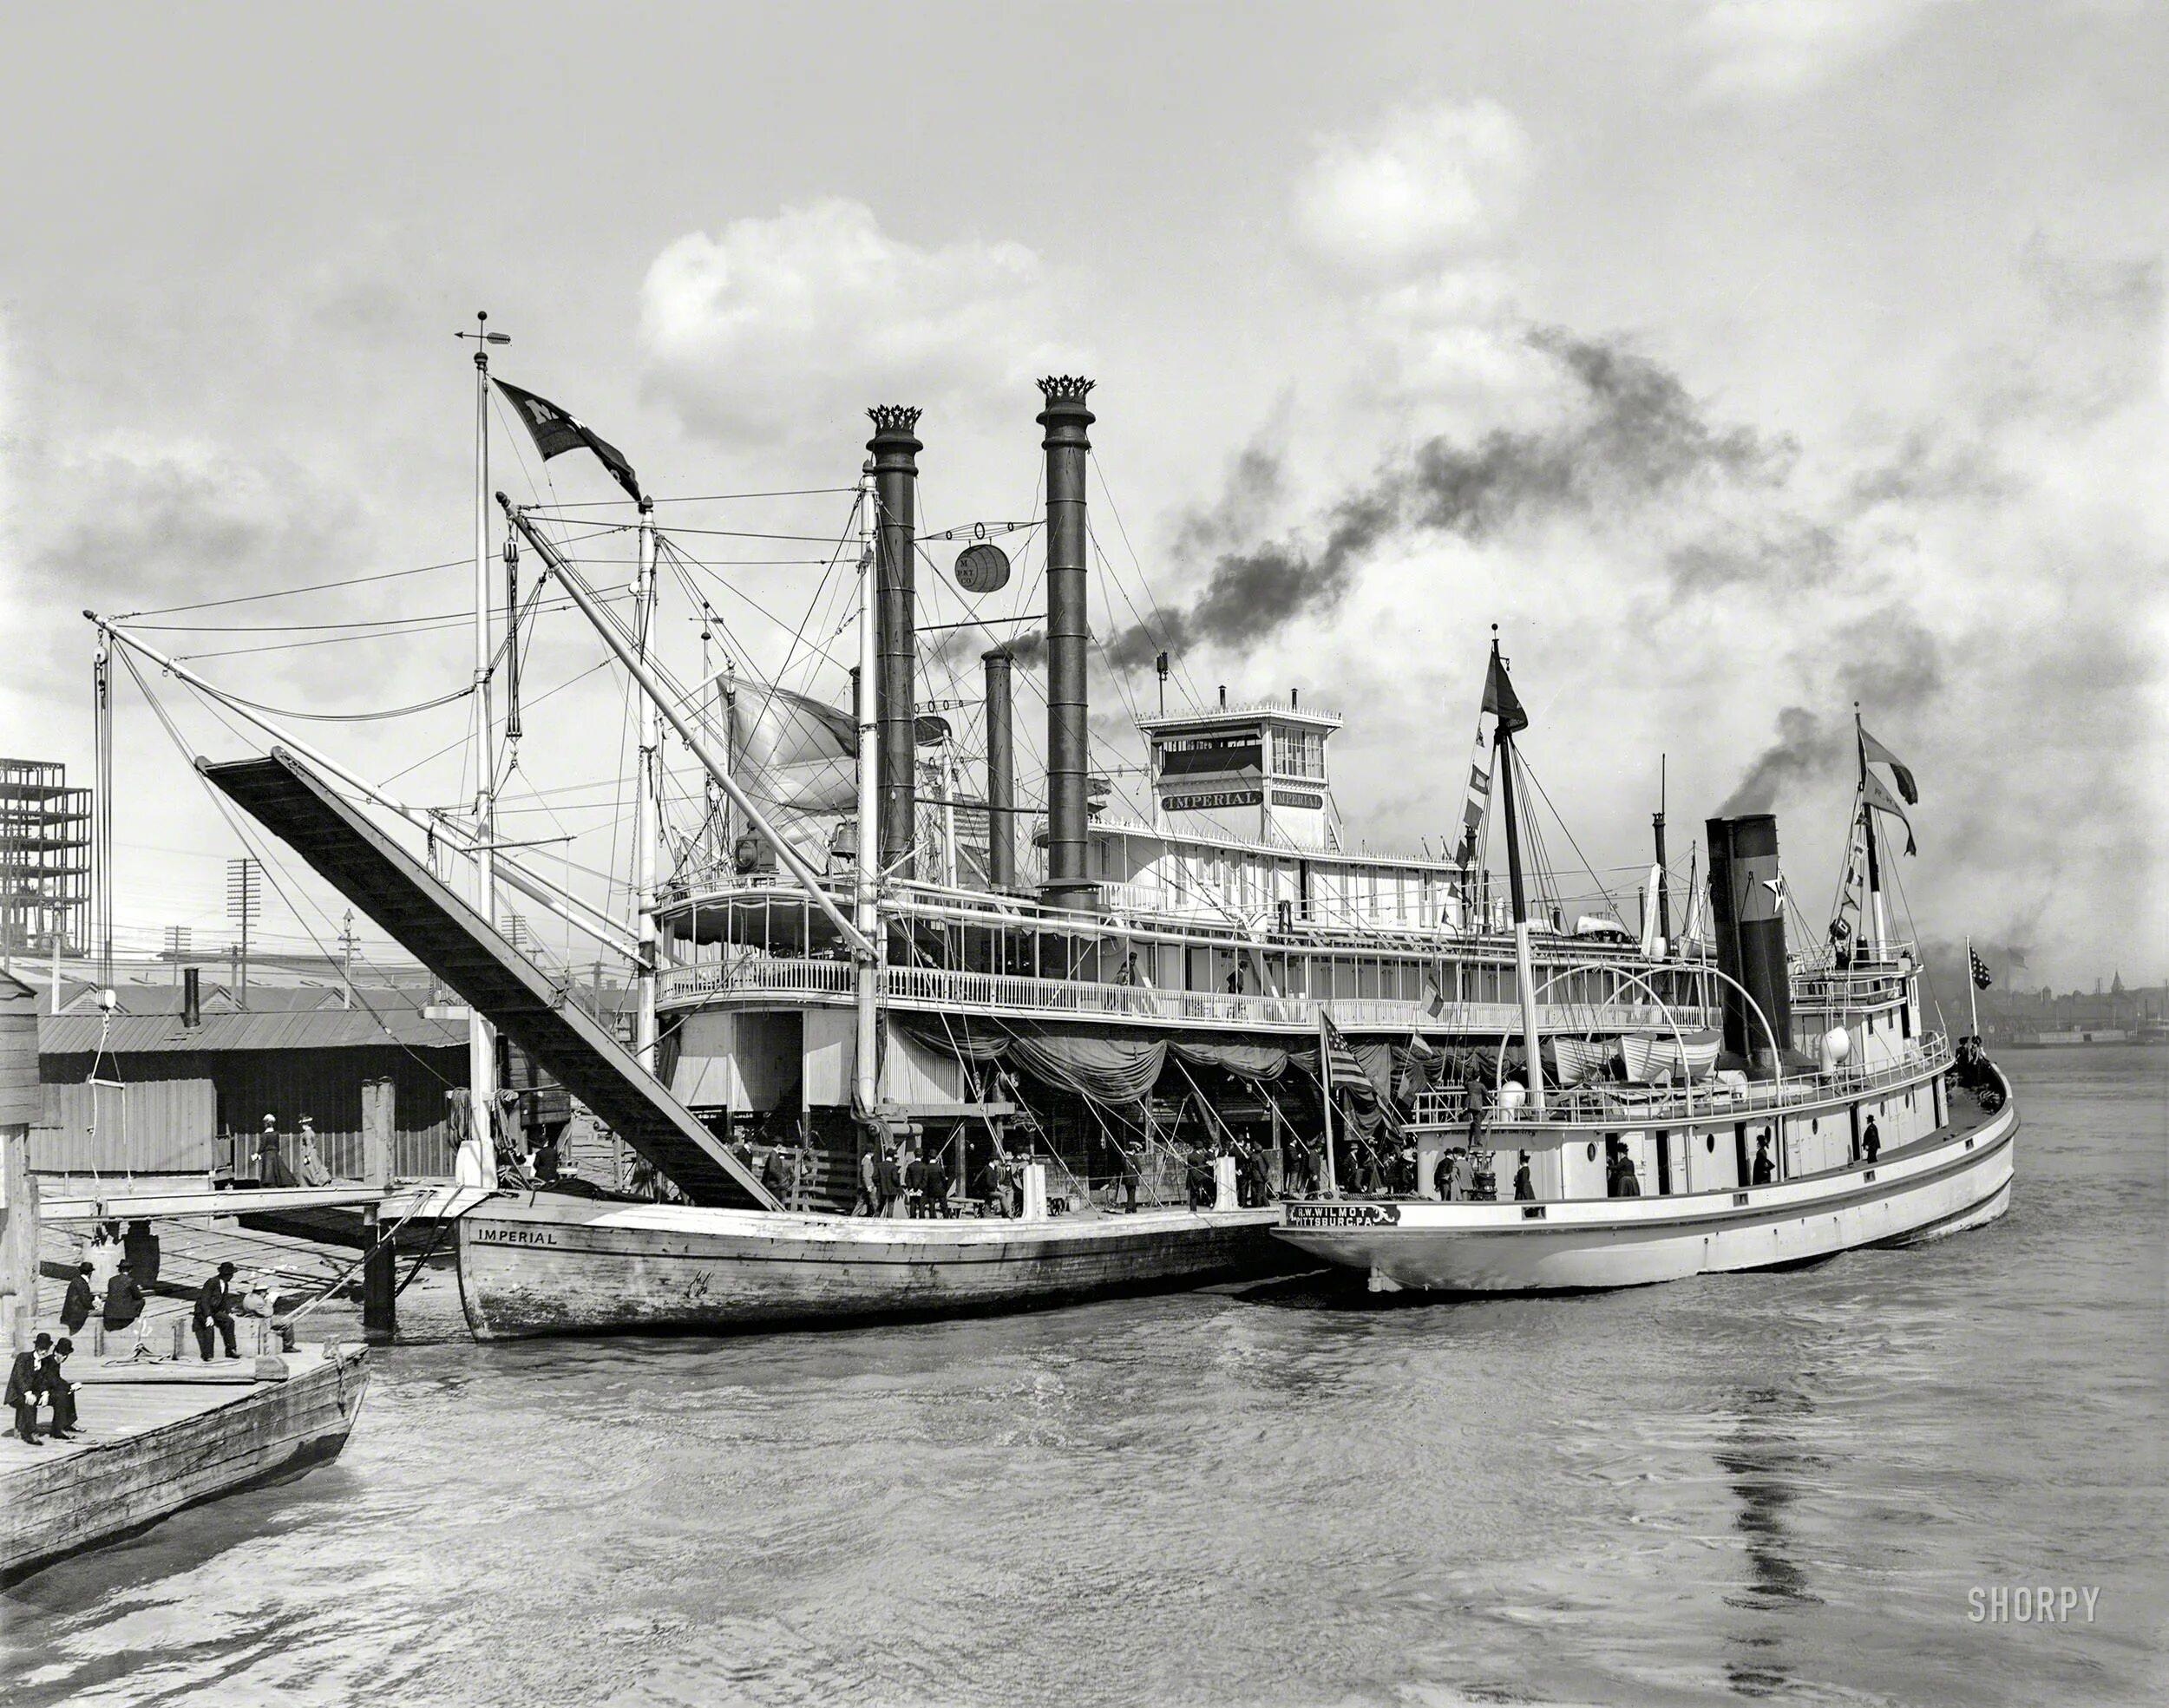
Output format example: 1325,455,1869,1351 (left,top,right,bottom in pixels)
1863,768,1917,855
1482,648,1529,735
1859,725,1920,805
1969,946,1994,990
495,379,643,502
